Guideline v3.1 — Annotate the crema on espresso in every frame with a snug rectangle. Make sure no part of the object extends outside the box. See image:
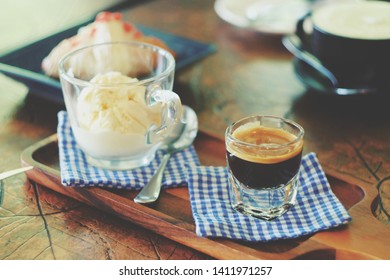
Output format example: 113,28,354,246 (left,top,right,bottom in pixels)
226,124,303,189
312,1,390,40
